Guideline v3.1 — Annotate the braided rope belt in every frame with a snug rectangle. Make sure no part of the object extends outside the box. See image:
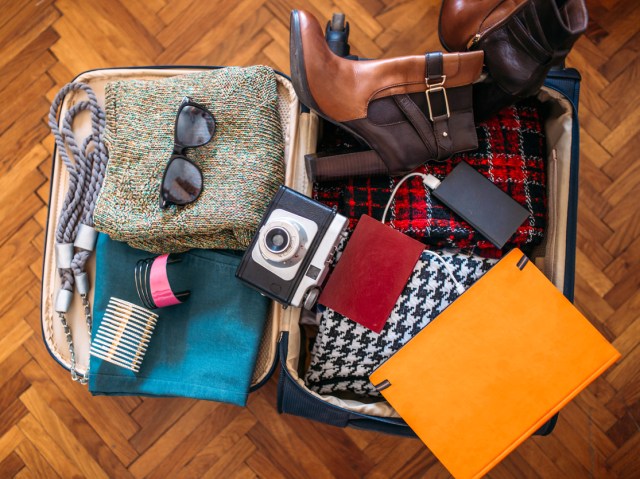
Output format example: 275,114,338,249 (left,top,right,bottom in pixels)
48,82,108,383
